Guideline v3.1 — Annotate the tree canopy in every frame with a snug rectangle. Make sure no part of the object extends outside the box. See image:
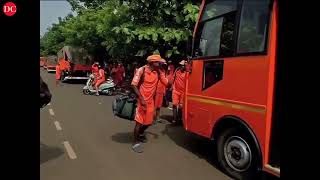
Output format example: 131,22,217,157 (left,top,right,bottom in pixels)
40,0,200,63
